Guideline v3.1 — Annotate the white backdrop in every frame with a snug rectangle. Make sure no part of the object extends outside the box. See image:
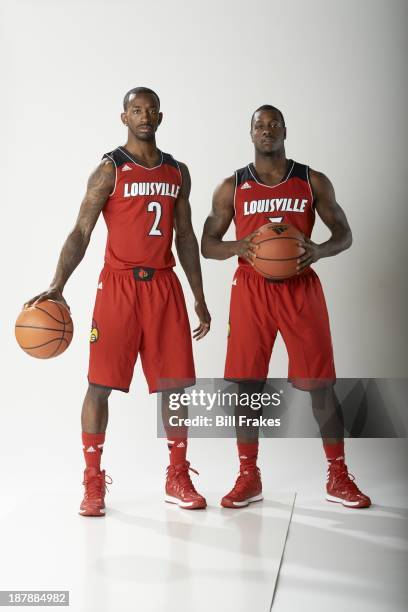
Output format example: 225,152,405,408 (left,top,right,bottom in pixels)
1,0,407,494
